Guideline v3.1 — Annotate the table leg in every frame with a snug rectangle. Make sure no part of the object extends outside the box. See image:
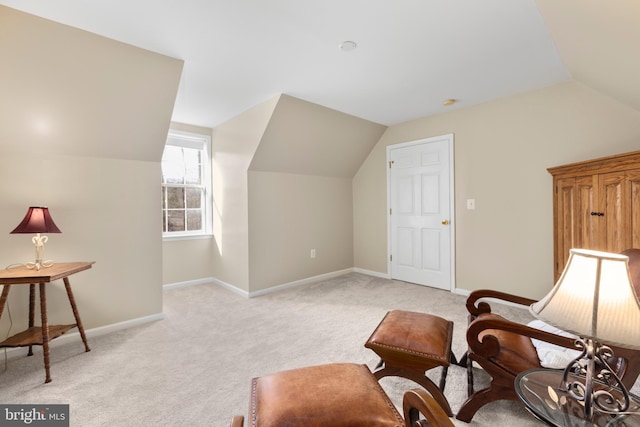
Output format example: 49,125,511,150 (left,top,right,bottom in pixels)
63,277,90,352
28,284,35,356
39,282,51,383
0,285,10,318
